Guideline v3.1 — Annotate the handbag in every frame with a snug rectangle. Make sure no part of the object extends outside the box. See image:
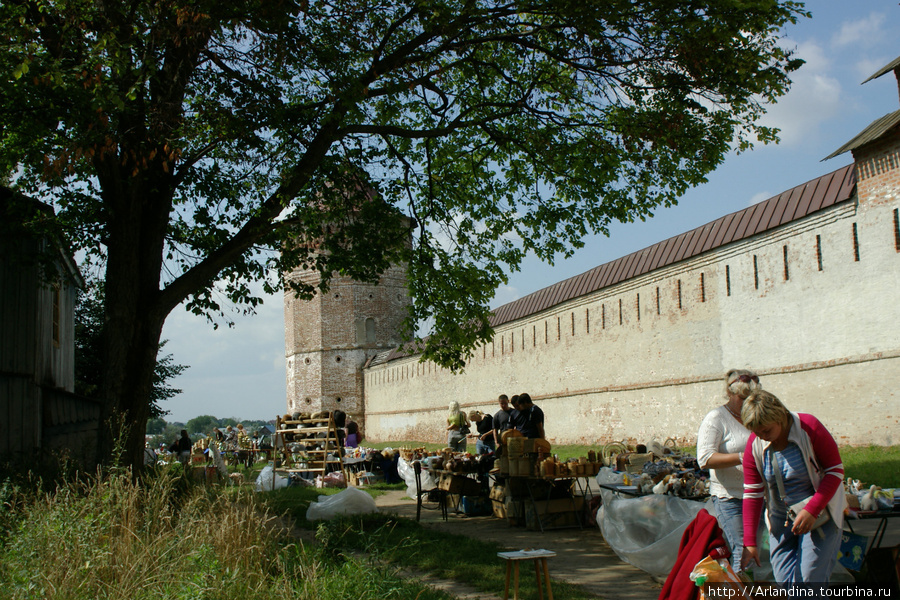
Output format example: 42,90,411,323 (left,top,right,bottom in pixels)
770,450,830,533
